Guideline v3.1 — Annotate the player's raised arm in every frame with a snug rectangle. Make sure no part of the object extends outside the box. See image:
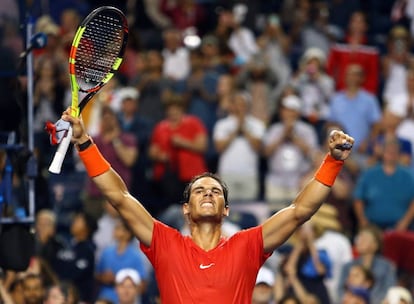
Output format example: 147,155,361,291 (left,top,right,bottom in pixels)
62,108,154,247
262,130,354,253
